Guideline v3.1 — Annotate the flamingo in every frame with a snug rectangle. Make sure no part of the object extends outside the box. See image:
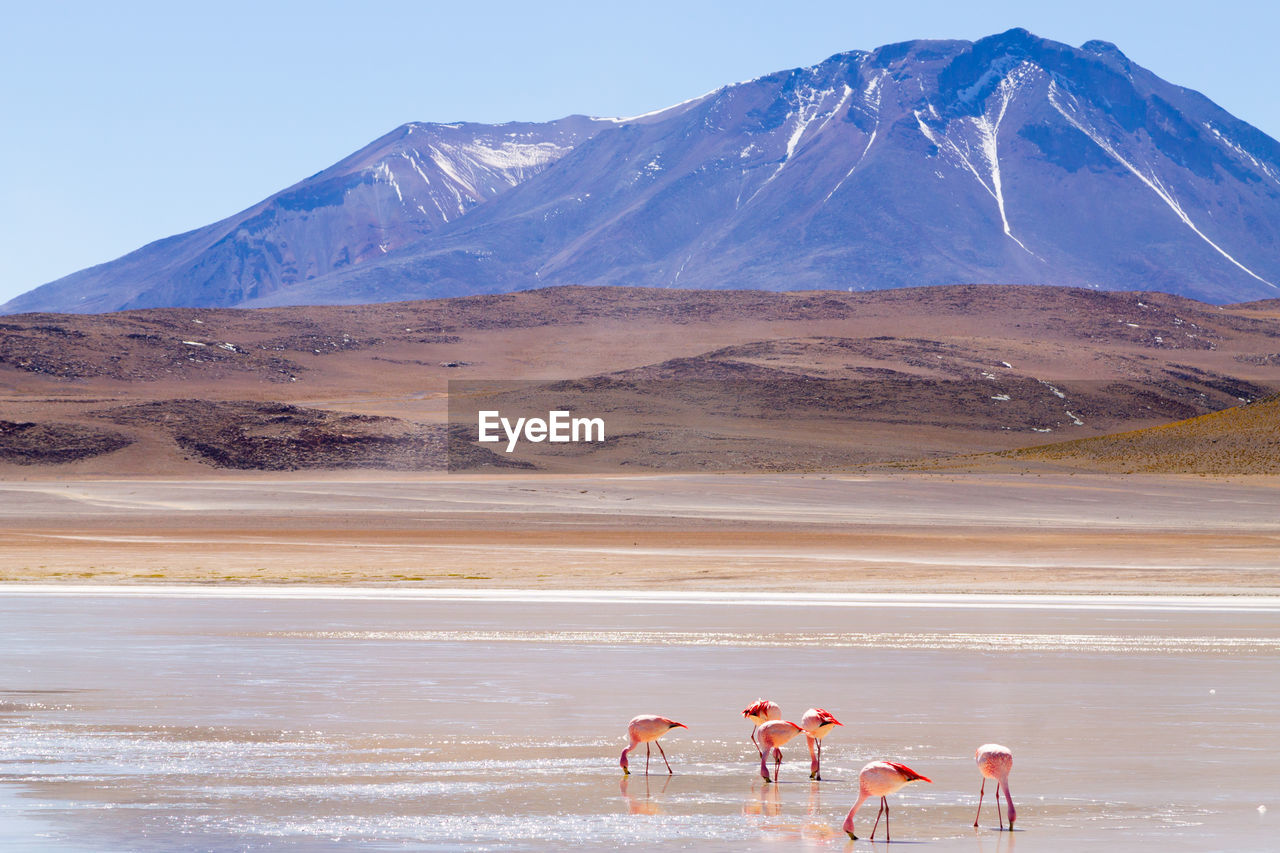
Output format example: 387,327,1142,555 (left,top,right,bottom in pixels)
620,715,687,776
799,707,843,780
842,760,933,841
757,720,804,783
974,743,1016,830
742,698,781,758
